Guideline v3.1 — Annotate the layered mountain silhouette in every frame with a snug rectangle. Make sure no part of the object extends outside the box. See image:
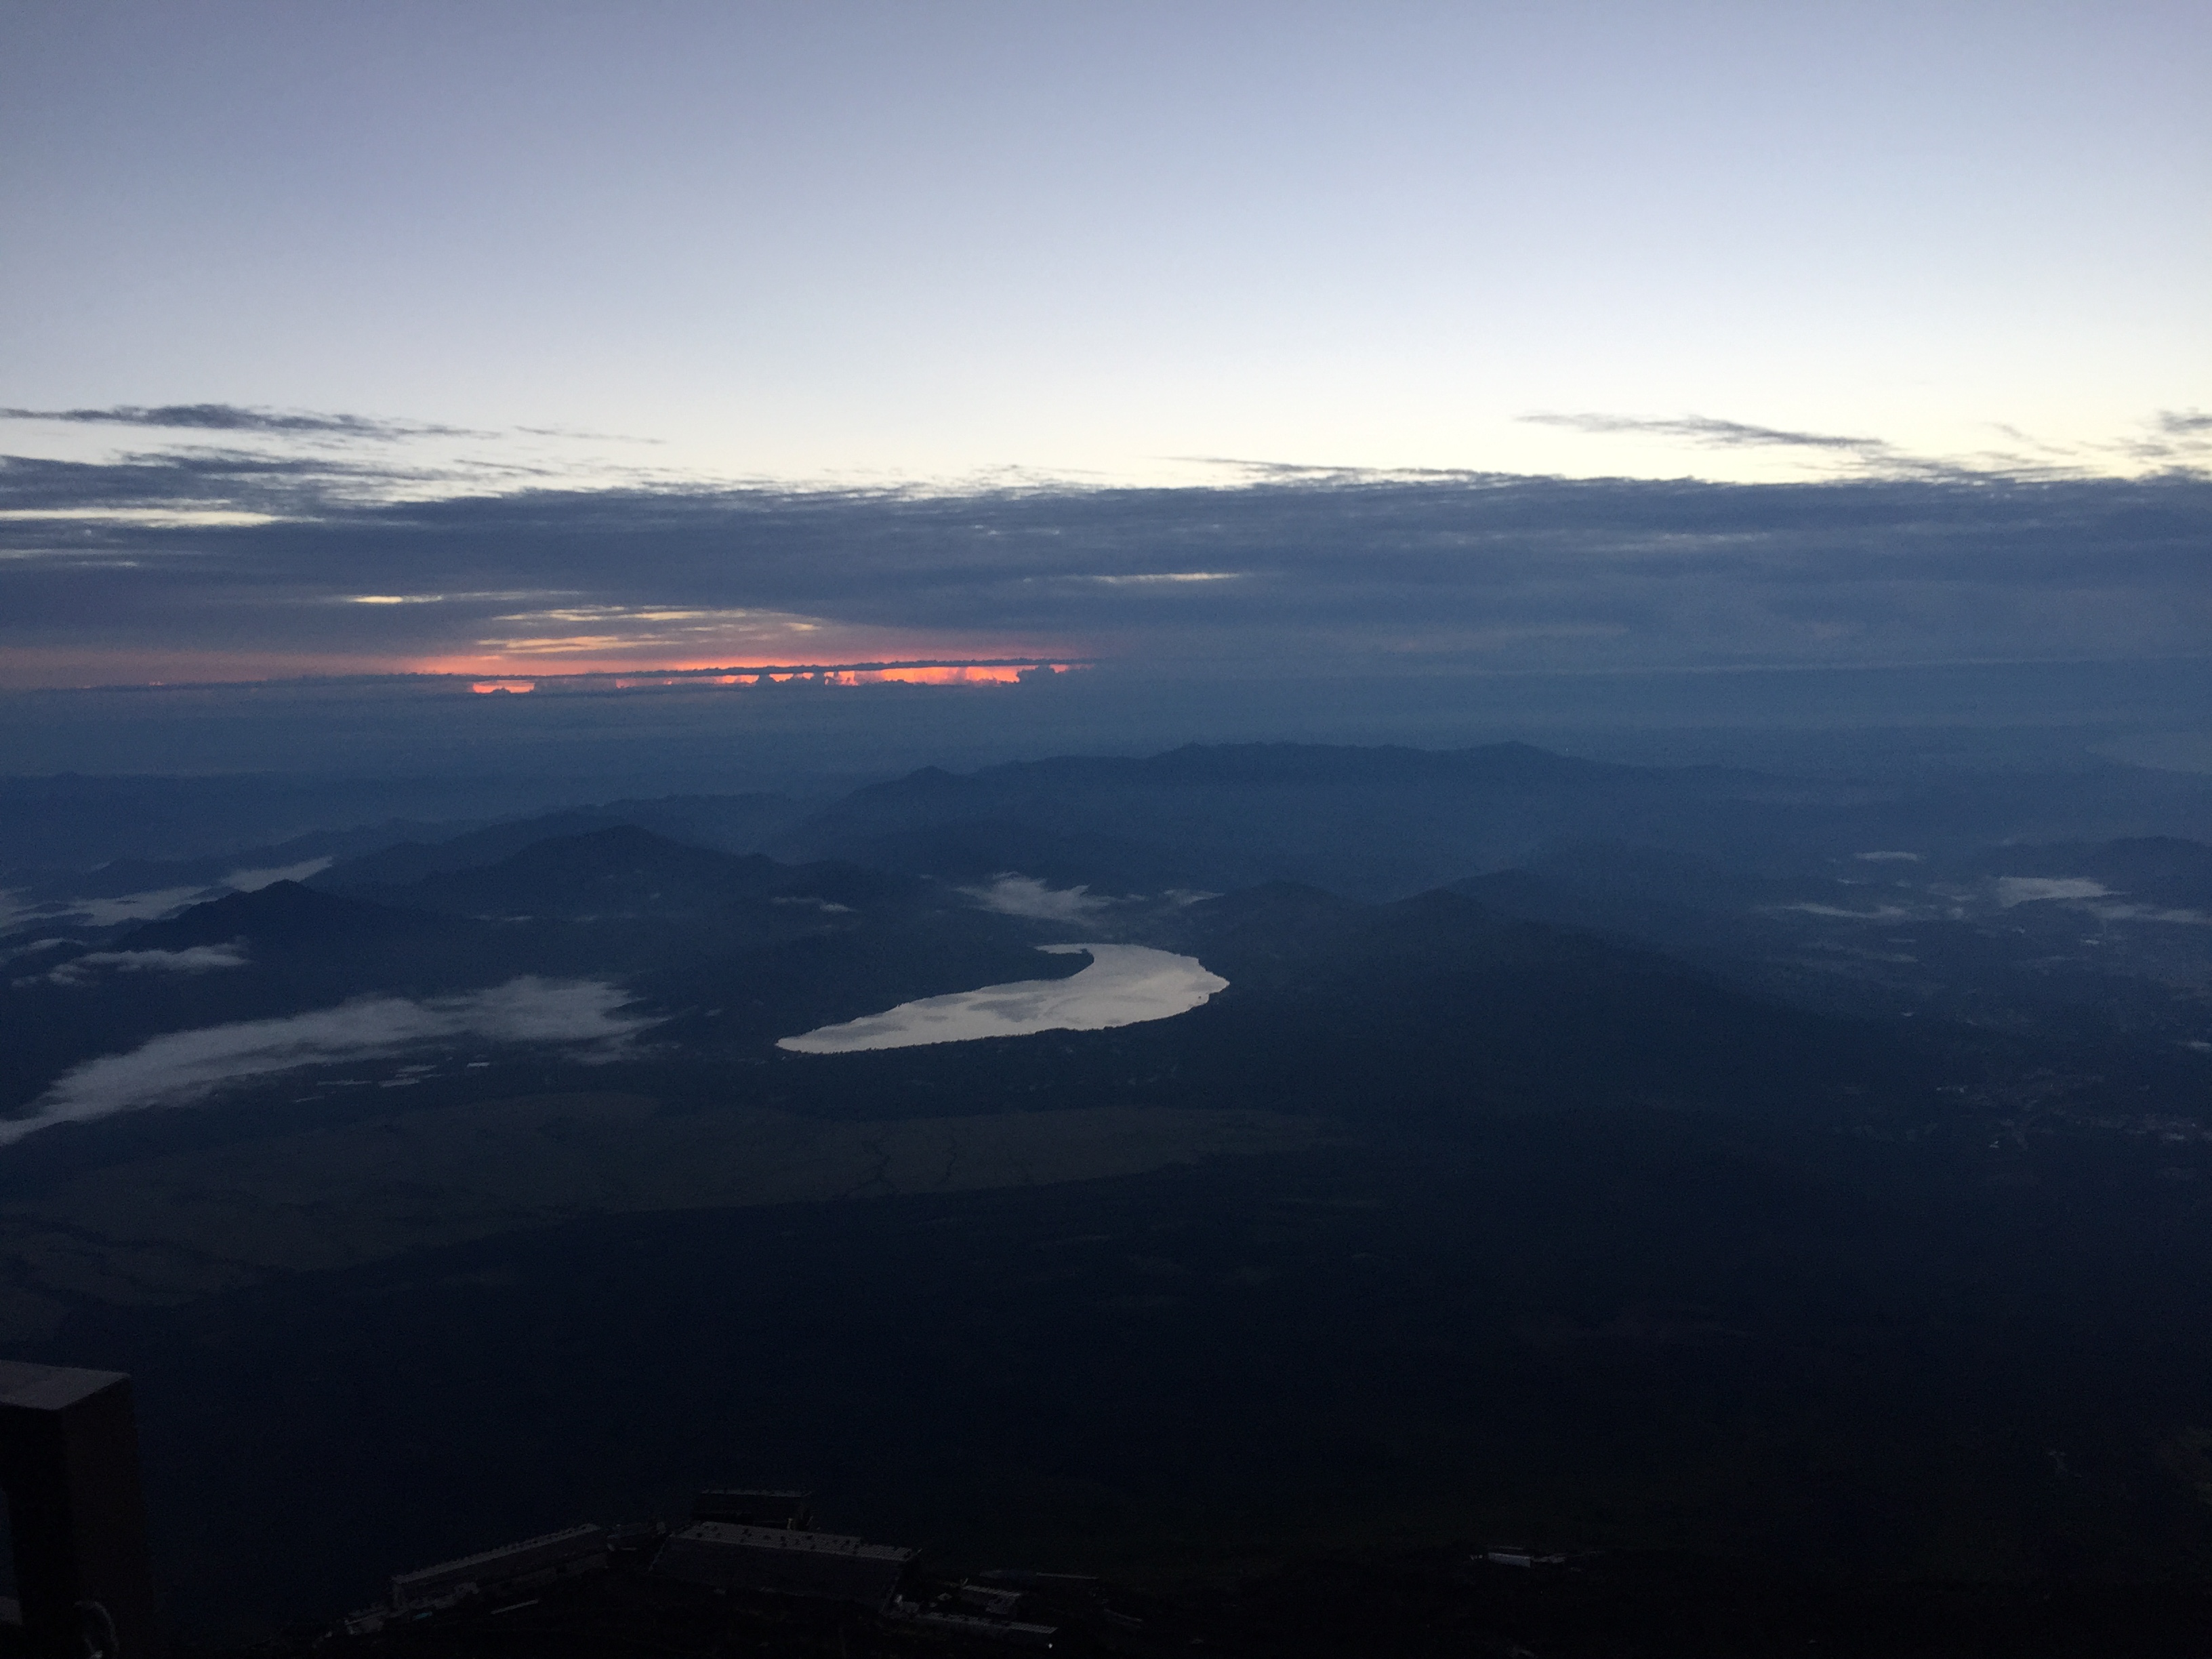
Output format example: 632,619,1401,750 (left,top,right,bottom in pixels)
6,741,2212,1633
312,794,804,893
127,880,451,953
